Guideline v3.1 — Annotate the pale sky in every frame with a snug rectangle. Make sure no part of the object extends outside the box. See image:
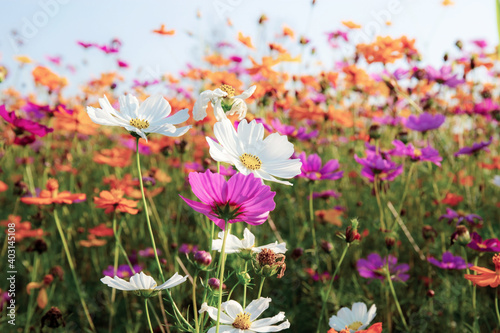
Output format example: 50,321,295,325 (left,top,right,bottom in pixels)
0,0,497,94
